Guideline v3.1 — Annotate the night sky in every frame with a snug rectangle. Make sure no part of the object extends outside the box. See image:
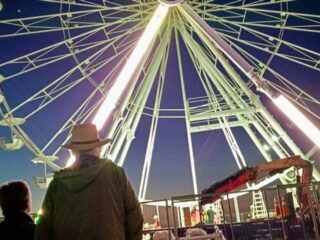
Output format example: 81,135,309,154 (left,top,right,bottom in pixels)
0,0,319,216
